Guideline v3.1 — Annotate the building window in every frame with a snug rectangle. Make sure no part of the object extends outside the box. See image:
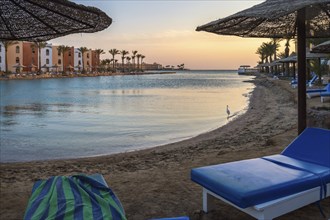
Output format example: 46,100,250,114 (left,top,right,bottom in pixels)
87,53,89,58
46,59,49,64
58,59,61,65
78,53,81,58
16,46,20,53
58,50,61,56
68,51,71,56
46,49,49,56
78,60,81,65
16,57,20,63
0,56,1,63
87,61,90,66
32,48,35,53
0,45,2,52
